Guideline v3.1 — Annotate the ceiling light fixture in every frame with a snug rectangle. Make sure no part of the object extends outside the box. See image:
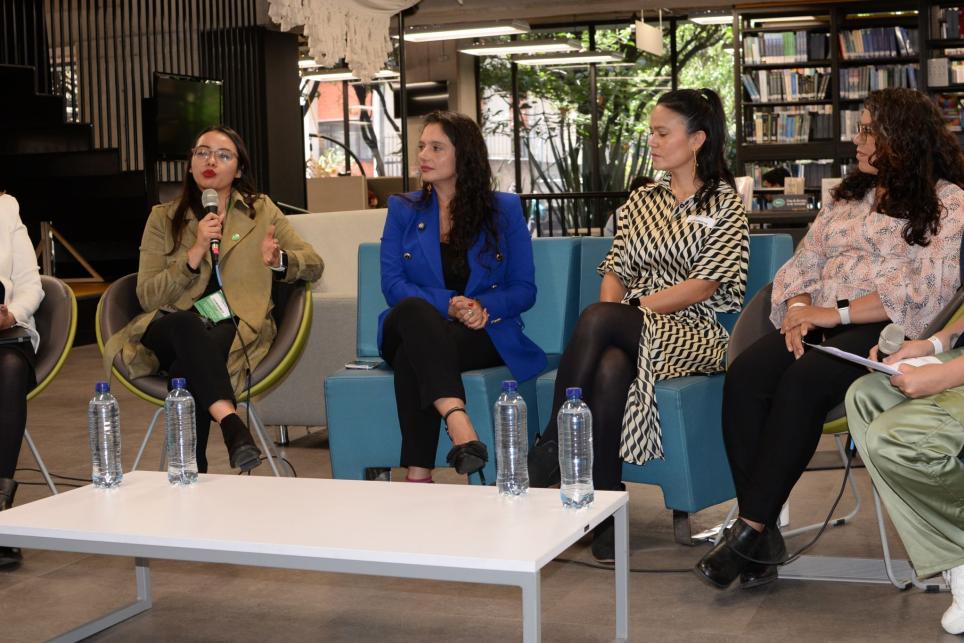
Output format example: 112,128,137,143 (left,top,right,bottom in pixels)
301,69,358,82
753,15,818,24
400,20,529,42
513,51,624,66
459,39,581,57
688,11,732,25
